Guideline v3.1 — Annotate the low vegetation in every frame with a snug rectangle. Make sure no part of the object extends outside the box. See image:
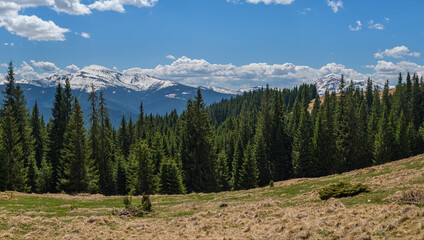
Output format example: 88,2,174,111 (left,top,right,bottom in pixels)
1,154,424,239
318,182,369,200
